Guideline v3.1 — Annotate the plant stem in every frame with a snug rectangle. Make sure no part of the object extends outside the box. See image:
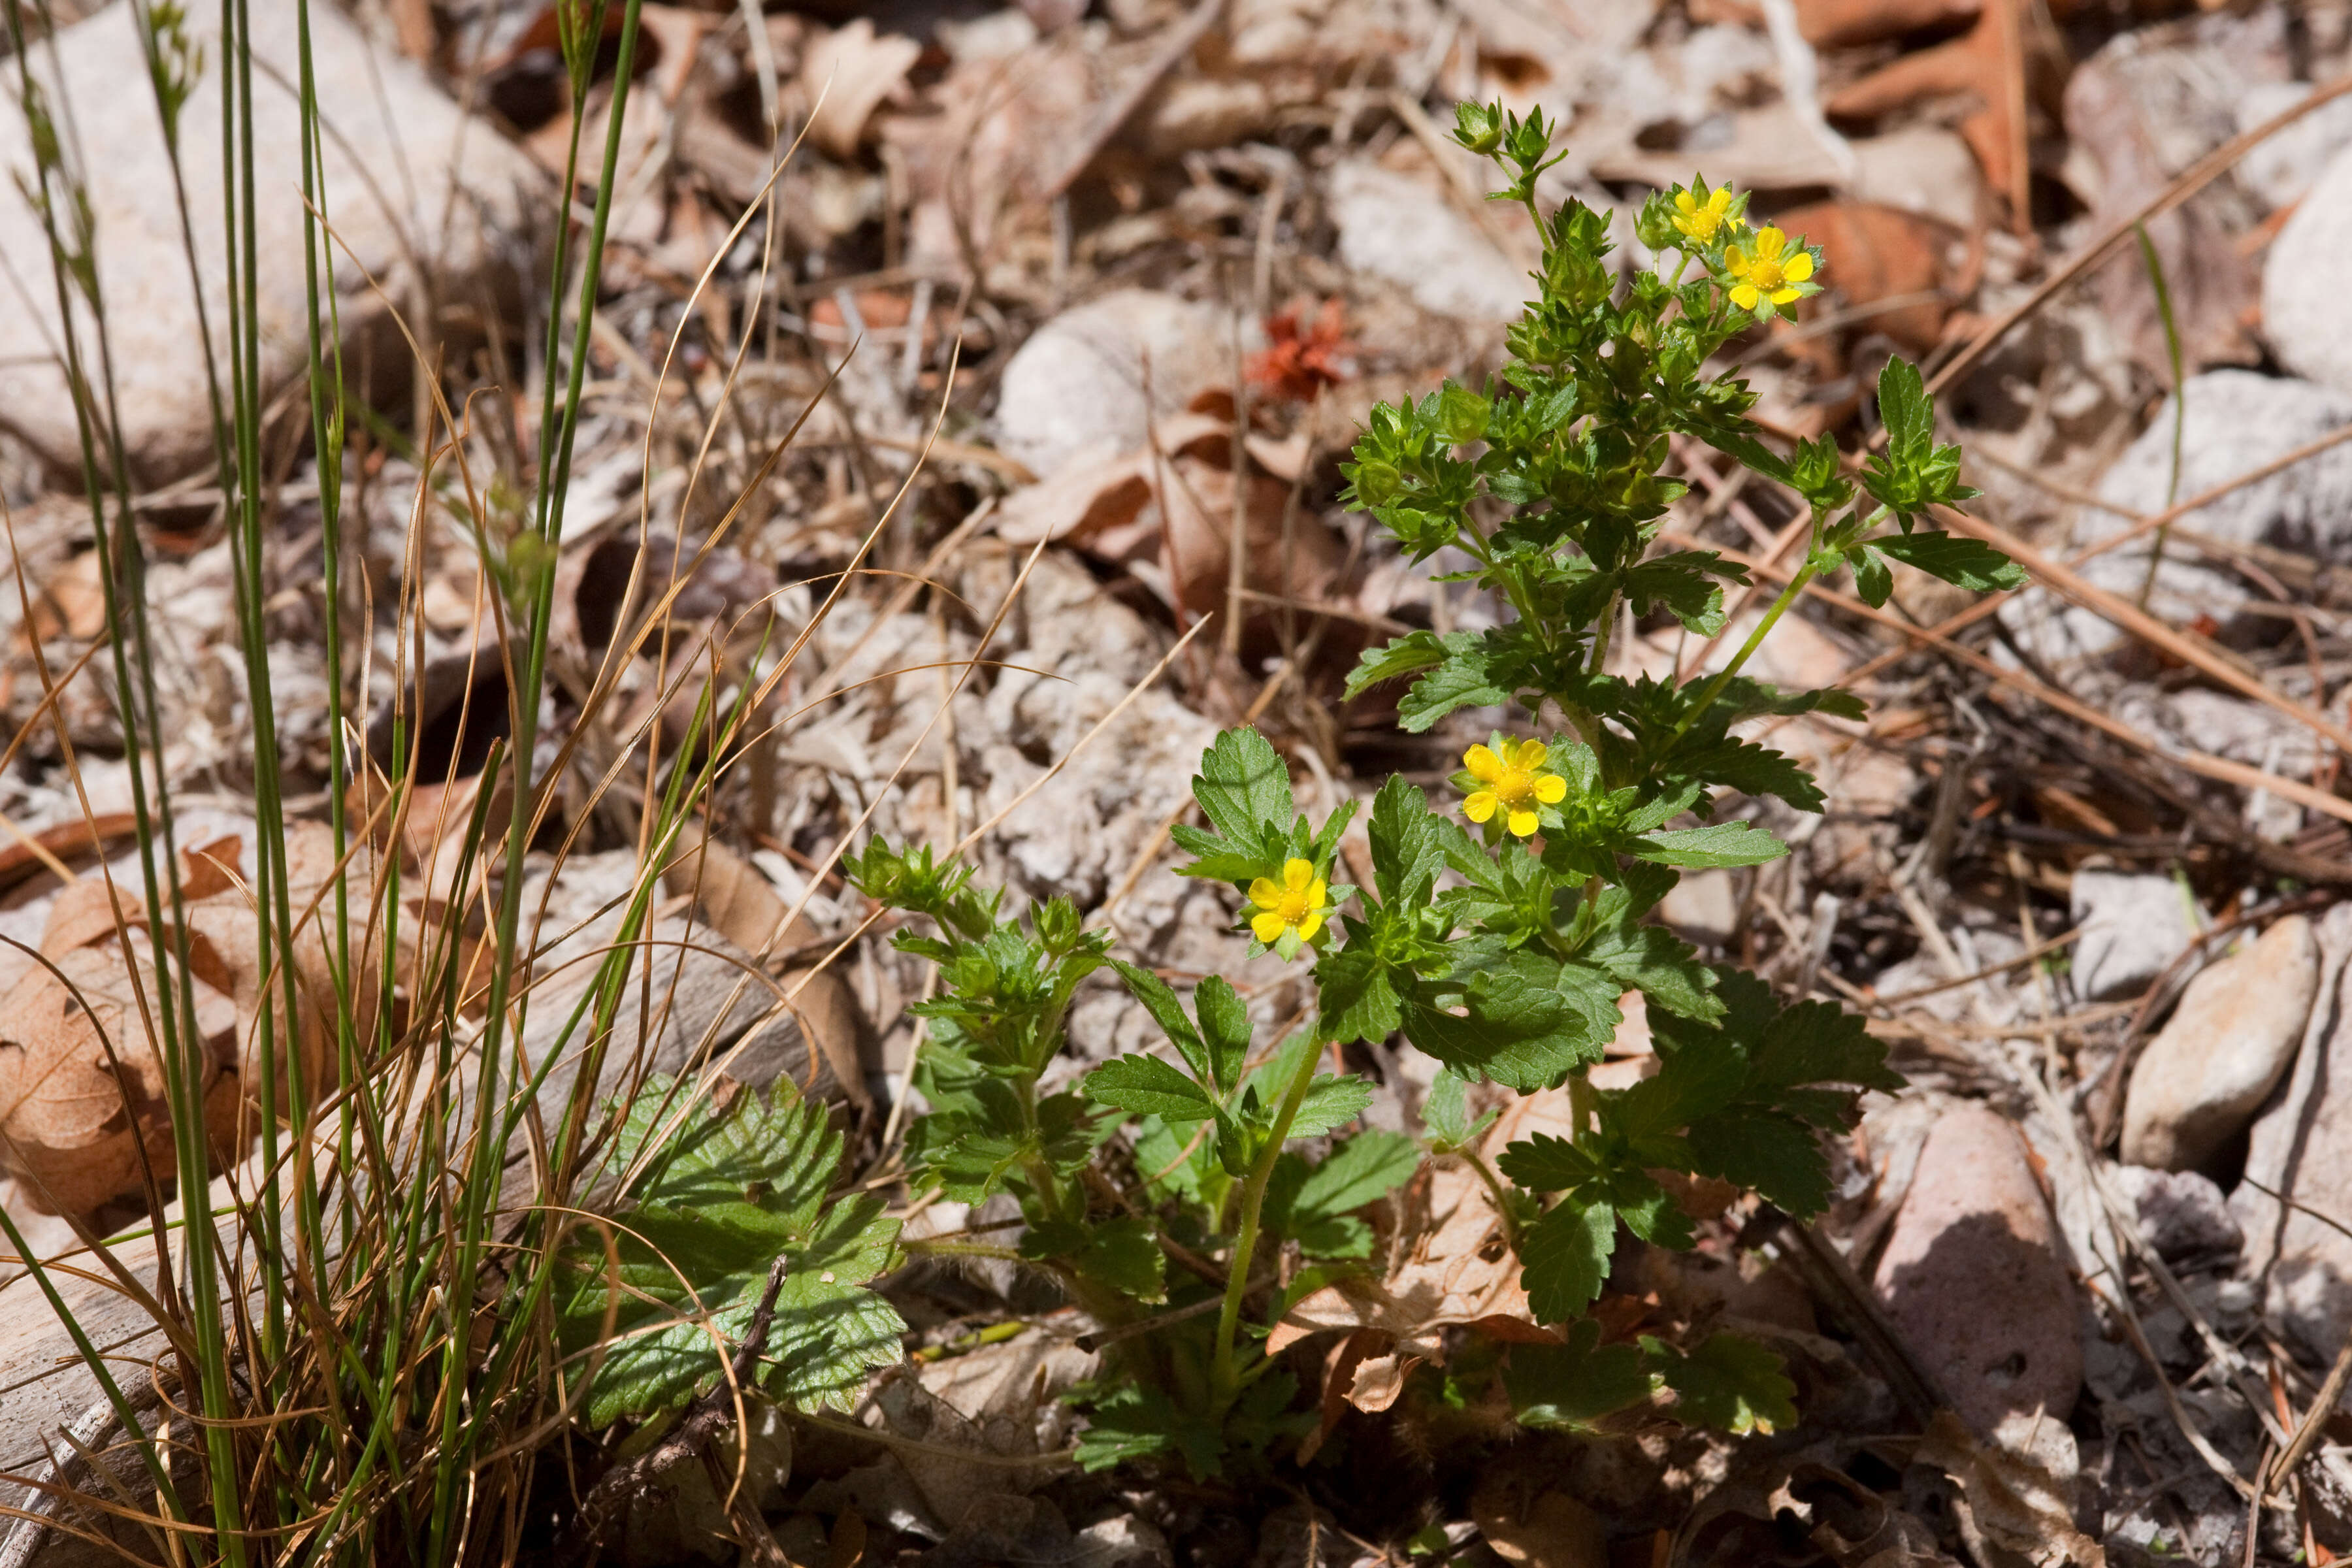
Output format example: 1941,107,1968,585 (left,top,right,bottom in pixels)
1456,1147,1518,1248
1671,555,1819,743
1210,1038,1324,1411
